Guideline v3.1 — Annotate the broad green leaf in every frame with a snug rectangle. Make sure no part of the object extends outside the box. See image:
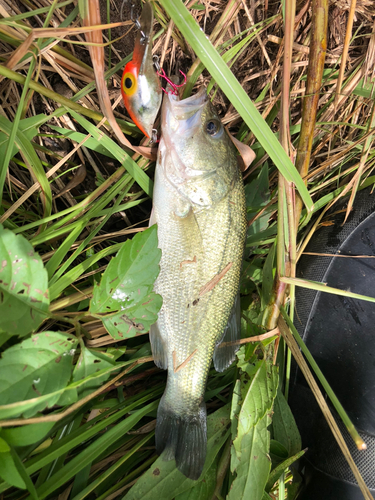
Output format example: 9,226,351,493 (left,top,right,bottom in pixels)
174,458,218,500
124,405,231,500
0,446,25,489
1,422,55,447
73,347,115,398
272,388,301,457
0,332,77,419
269,439,288,462
7,446,39,500
0,357,145,420
159,0,313,215
90,226,162,339
0,225,49,338
0,437,10,452
229,360,278,500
